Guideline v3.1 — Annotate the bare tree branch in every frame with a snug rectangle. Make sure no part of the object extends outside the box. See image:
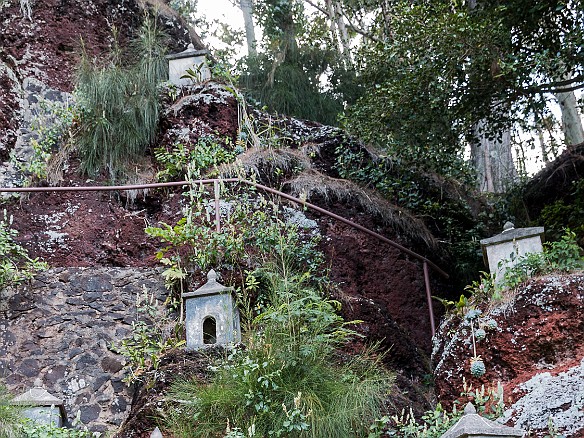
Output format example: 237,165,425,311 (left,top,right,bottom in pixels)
301,0,384,44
